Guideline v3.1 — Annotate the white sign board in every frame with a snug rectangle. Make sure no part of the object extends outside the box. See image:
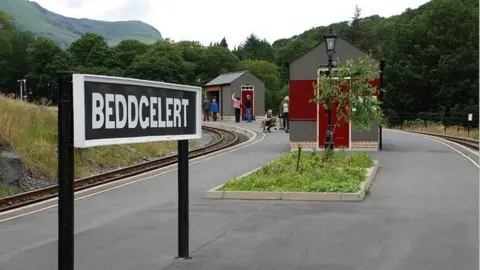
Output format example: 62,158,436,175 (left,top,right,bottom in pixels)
468,113,473,121
72,74,202,148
